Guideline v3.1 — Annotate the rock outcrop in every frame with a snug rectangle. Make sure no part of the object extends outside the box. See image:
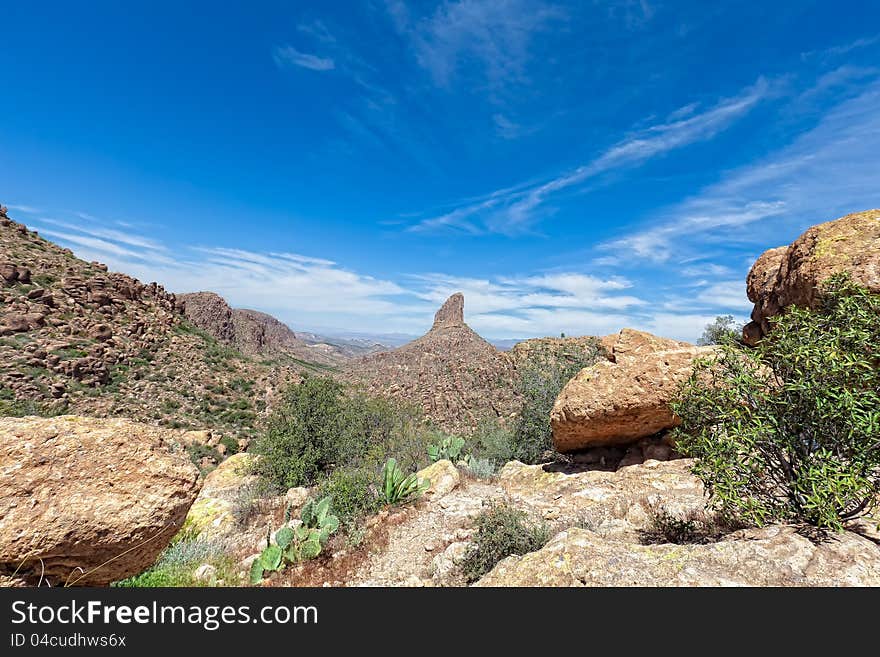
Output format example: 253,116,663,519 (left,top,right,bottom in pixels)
498,458,705,532
176,292,236,344
177,292,343,366
0,415,200,585
743,209,880,344
344,294,518,433
475,525,880,587
550,329,712,451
